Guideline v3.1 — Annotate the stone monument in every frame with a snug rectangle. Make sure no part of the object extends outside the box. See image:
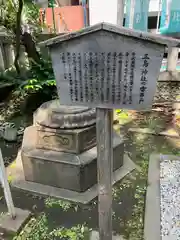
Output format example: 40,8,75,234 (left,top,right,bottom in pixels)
21,100,124,193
